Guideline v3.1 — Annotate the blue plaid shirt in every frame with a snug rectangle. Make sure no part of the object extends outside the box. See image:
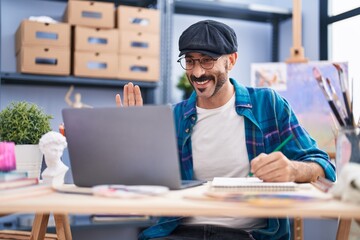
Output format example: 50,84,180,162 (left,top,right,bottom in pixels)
139,78,336,240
